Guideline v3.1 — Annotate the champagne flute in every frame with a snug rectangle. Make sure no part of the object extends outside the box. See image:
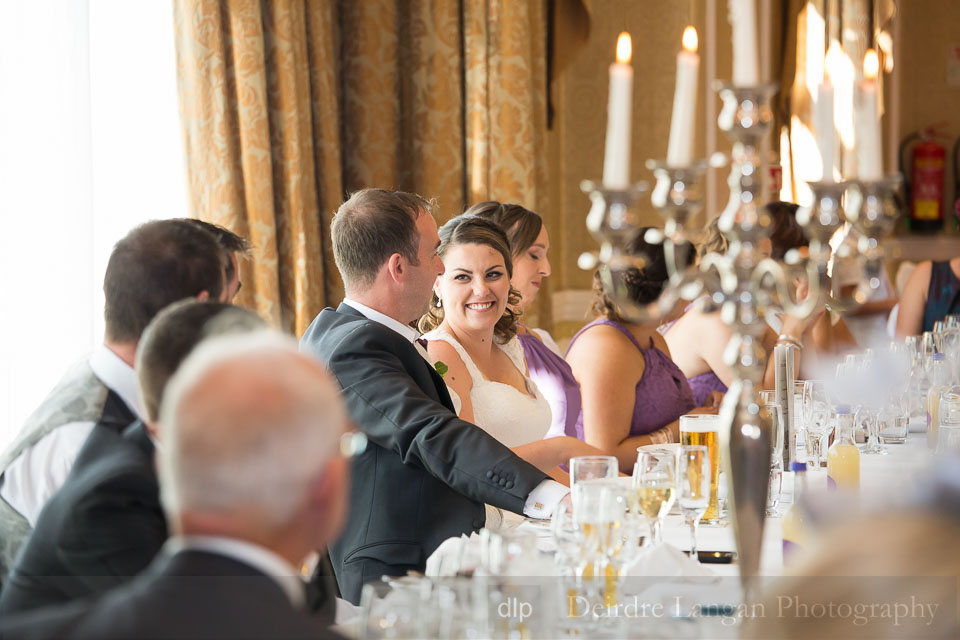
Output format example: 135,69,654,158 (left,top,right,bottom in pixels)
677,445,710,559
763,403,784,515
632,451,676,546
